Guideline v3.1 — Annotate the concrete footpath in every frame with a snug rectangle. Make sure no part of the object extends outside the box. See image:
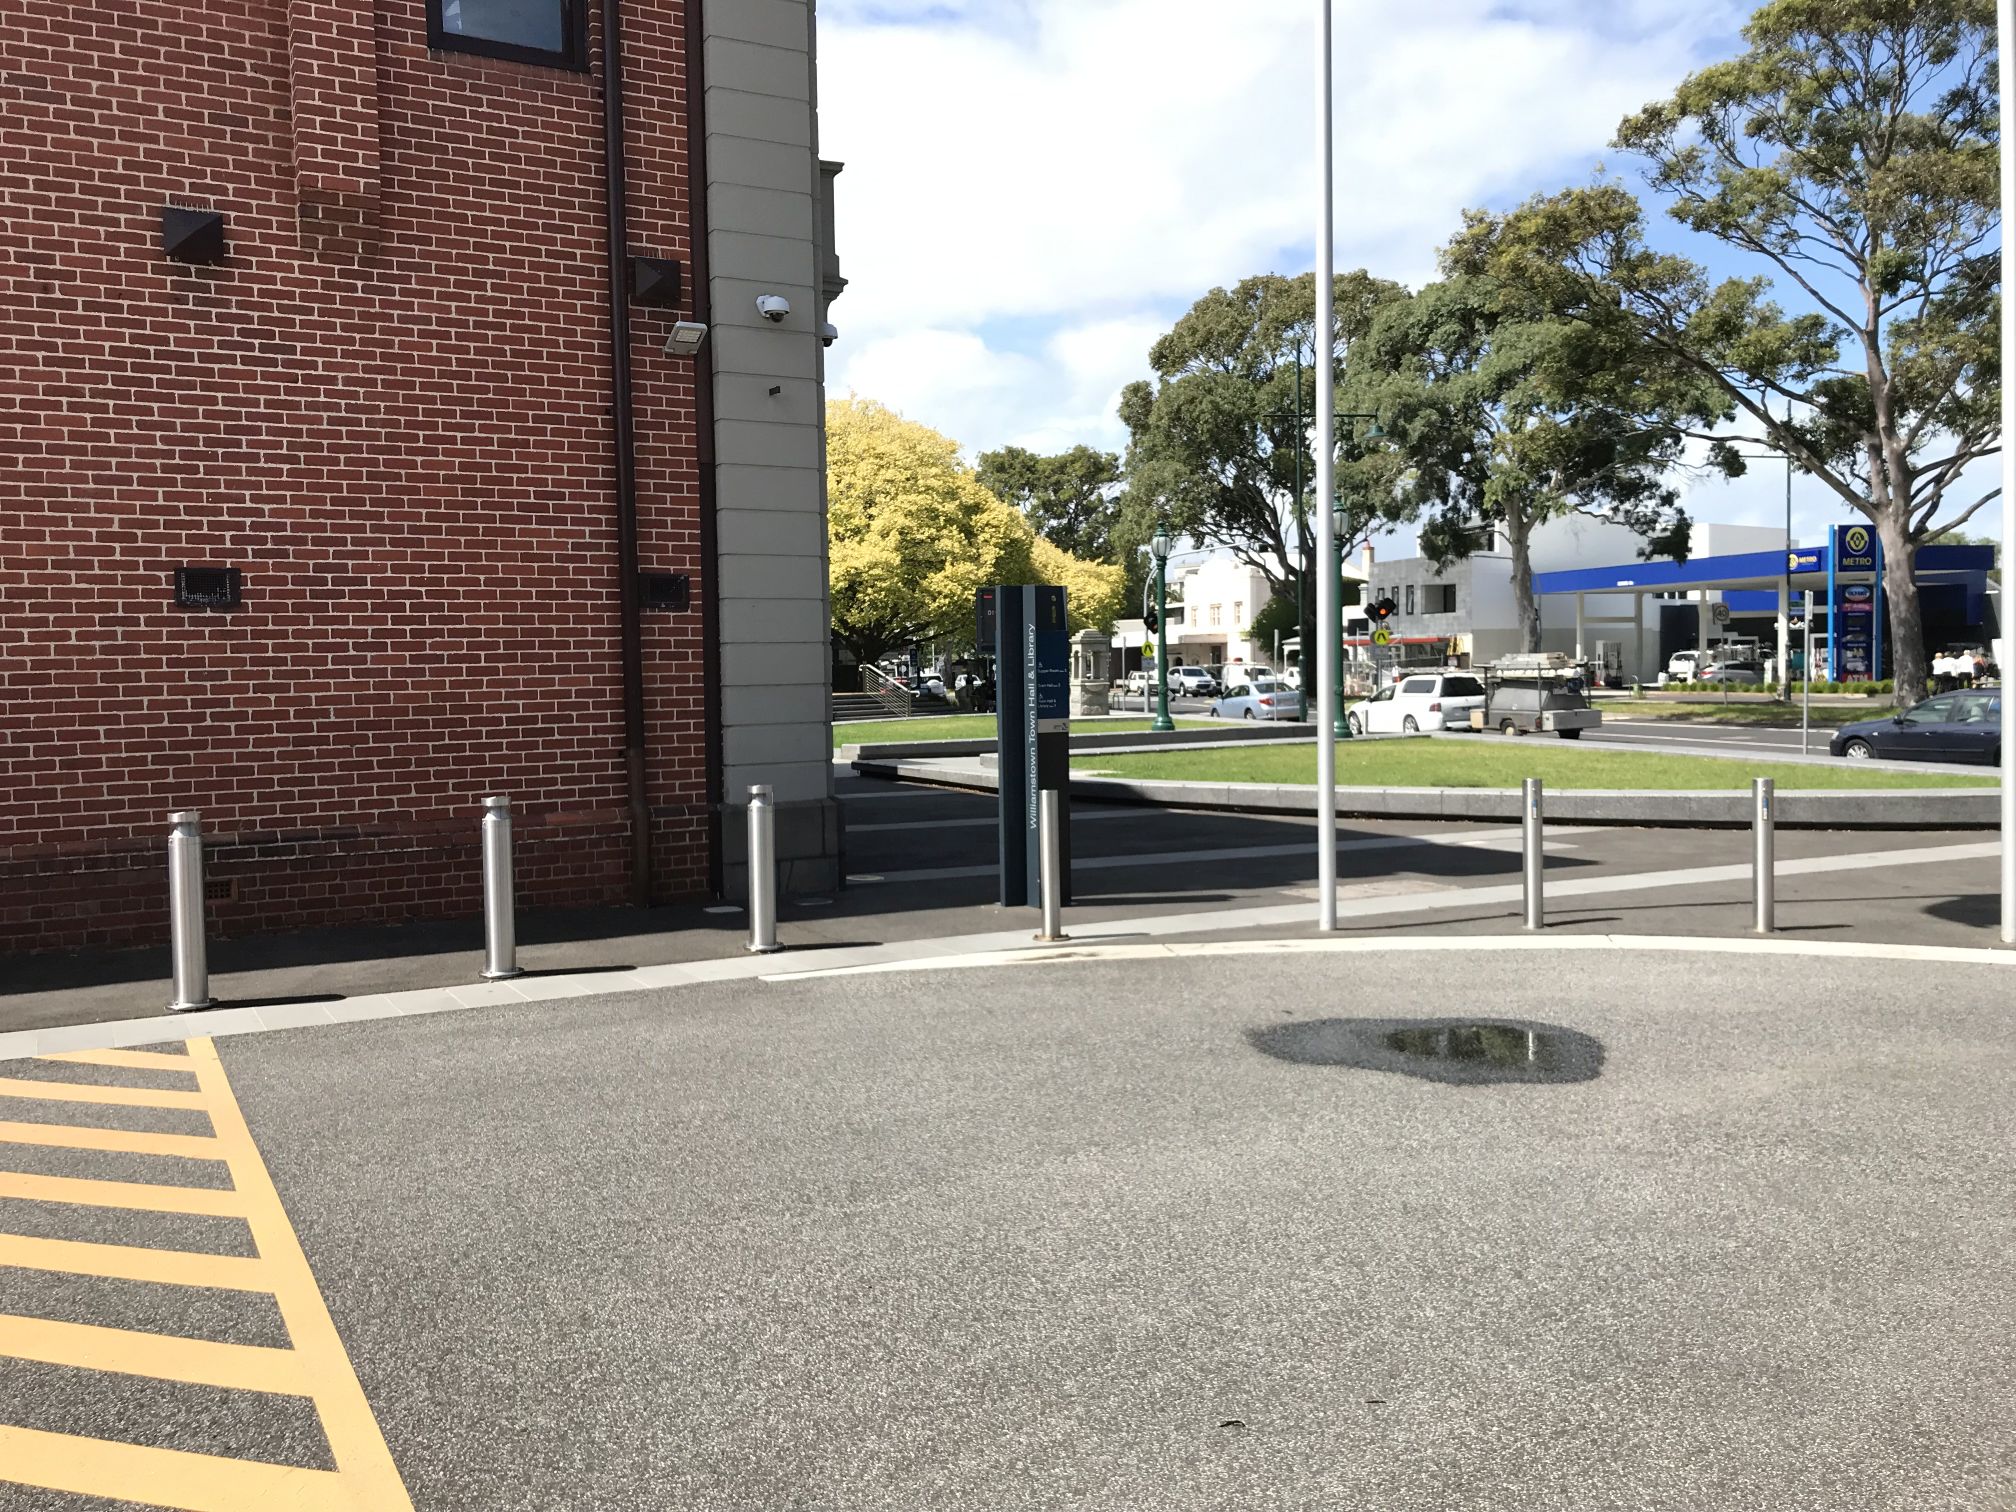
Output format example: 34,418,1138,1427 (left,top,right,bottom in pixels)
3,767,2009,1051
